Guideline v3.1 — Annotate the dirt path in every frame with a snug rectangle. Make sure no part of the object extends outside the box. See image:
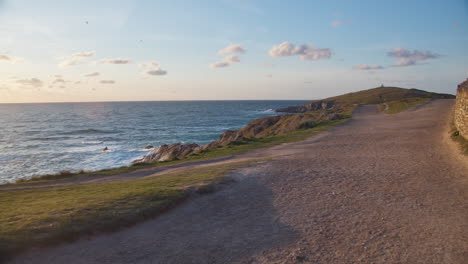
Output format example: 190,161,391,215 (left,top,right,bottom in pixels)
9,99,468,264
